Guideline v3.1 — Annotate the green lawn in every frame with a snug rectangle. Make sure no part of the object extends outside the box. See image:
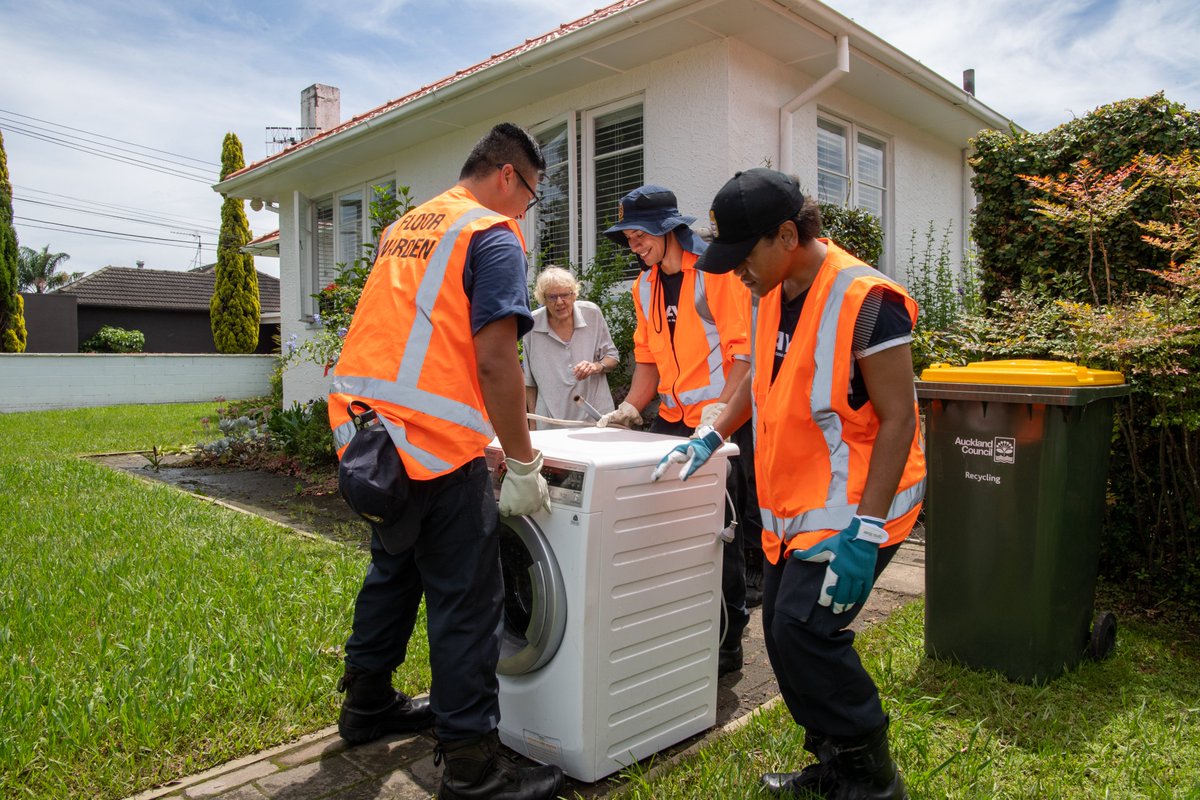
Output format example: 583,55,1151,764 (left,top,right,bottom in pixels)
0,404,429,800
2,404,1197,799
610,599,1200,799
